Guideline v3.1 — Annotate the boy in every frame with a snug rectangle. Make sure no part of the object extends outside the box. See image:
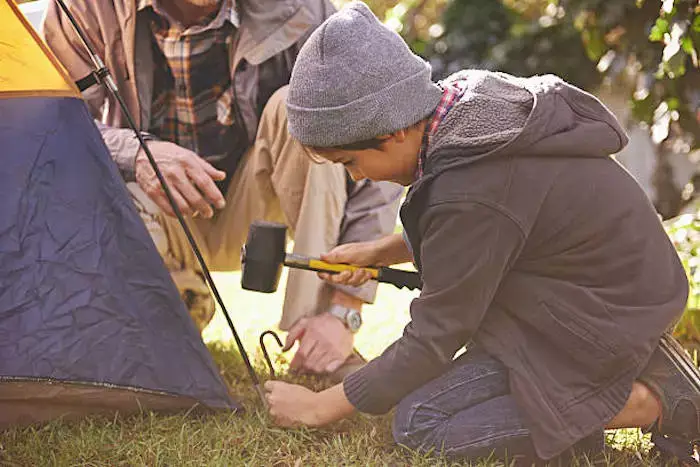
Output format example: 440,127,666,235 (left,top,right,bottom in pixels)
264,2,699,463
